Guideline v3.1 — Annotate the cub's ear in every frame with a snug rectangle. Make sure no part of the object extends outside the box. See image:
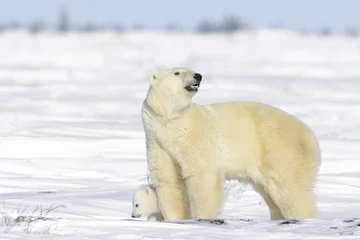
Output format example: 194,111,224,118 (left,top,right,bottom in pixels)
148,72,159,86
145,185,152,194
